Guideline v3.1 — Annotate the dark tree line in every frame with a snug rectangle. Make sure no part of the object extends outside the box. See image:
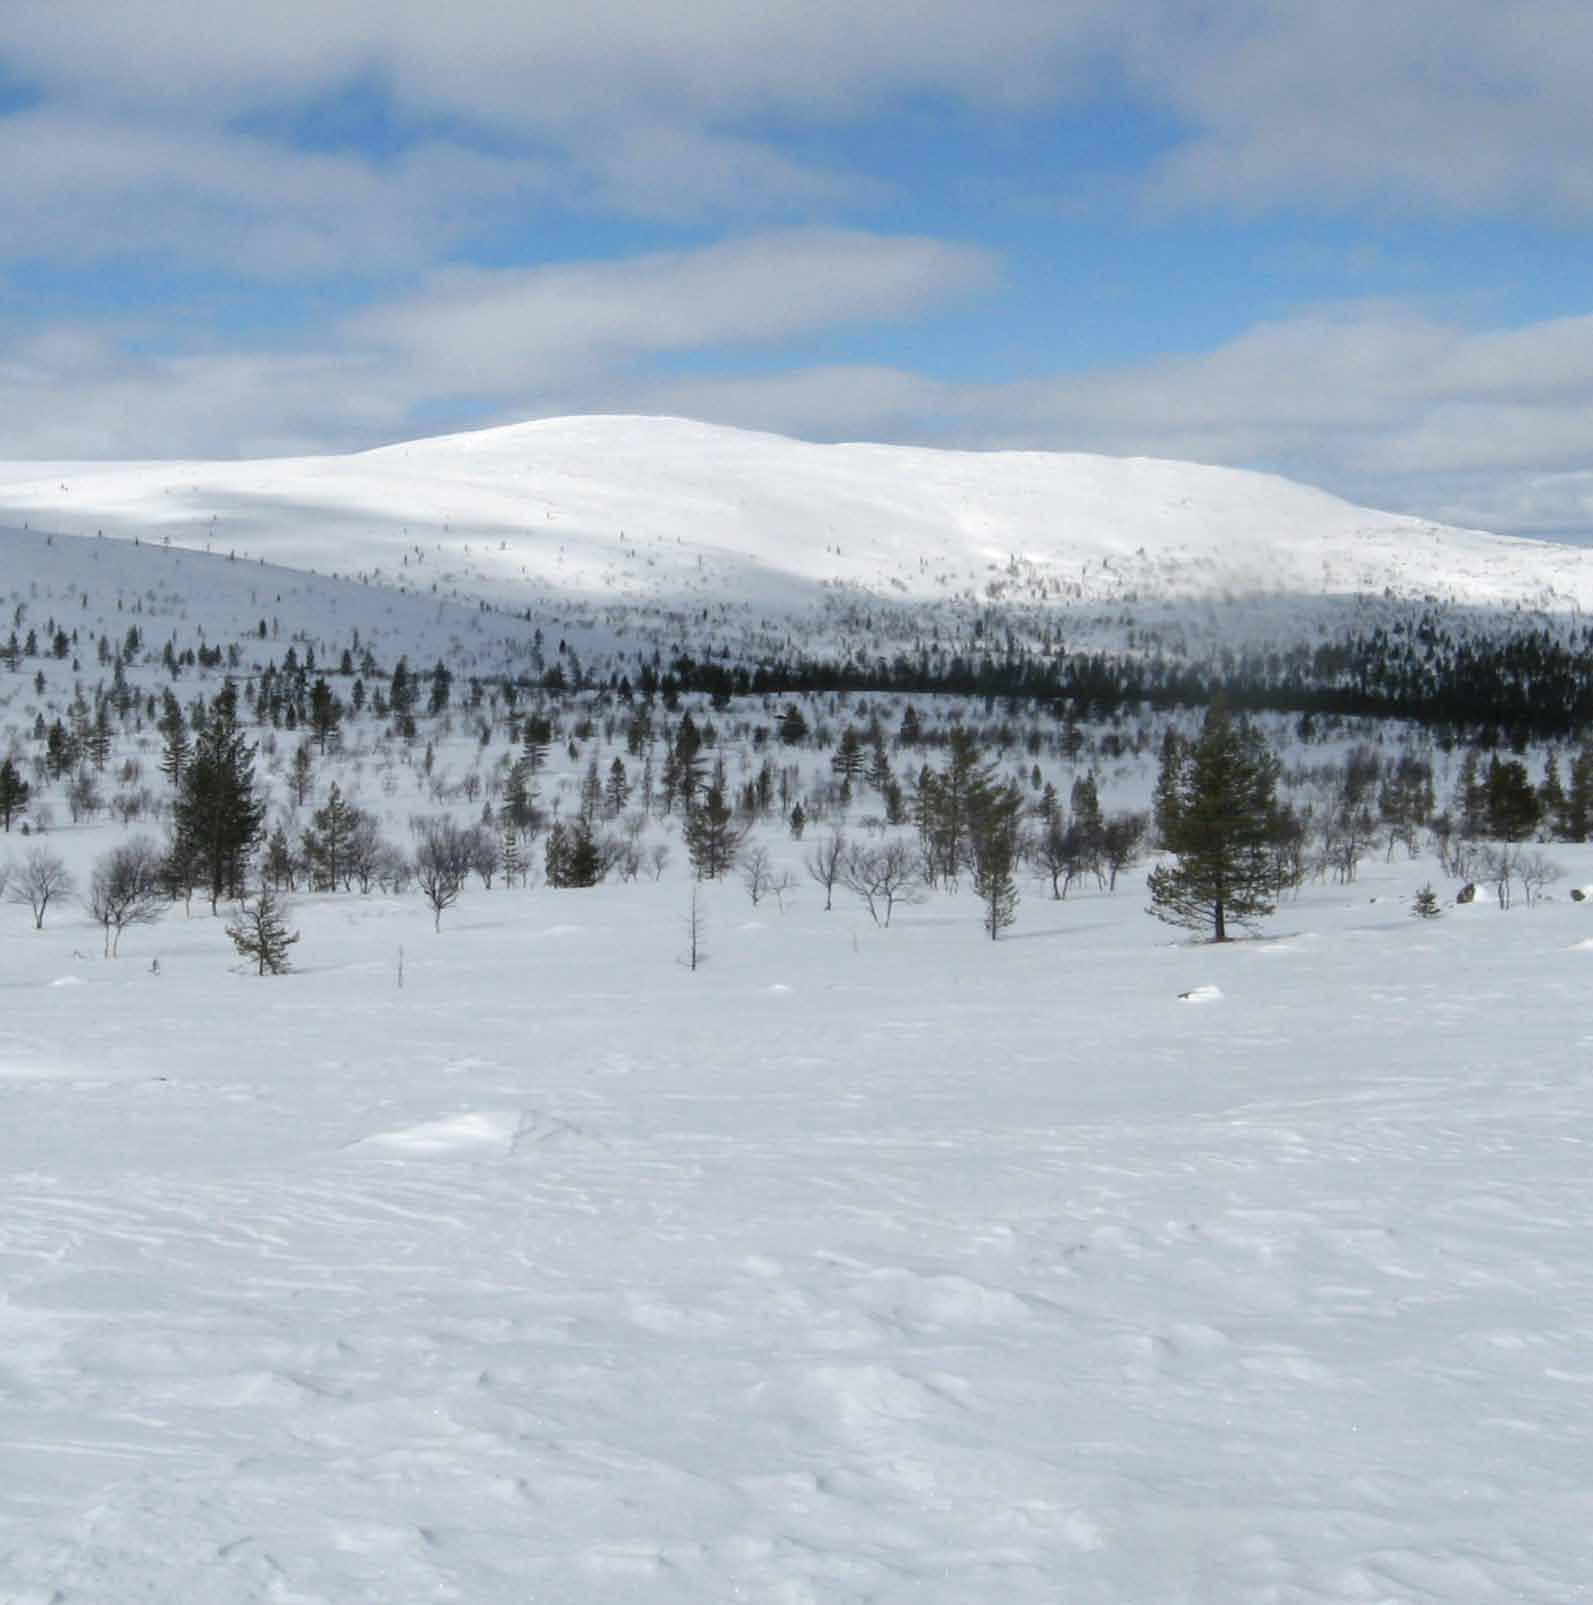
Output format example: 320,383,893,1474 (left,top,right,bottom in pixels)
608,610,1593,748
